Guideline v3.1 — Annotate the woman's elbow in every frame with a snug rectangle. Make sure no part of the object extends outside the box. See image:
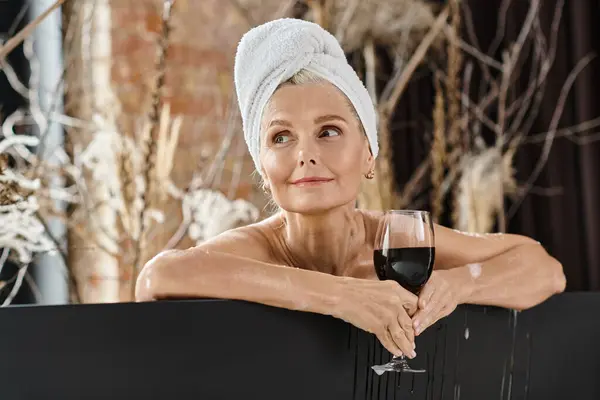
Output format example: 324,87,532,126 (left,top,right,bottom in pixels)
550,258,567,294
135,250,178,302
516,250,566,311
528,257,566,310
528,244,566,296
